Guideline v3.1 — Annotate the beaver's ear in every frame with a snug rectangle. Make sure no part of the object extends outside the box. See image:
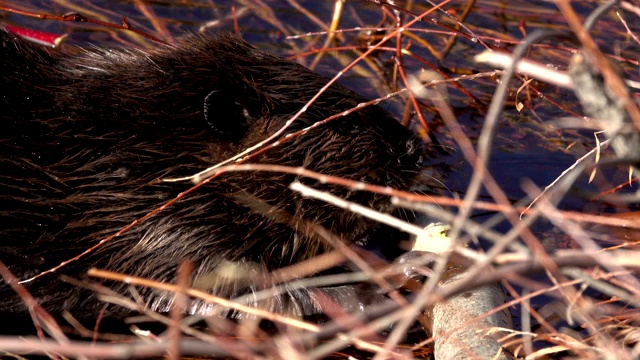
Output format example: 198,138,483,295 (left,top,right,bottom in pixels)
203,89,262,141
